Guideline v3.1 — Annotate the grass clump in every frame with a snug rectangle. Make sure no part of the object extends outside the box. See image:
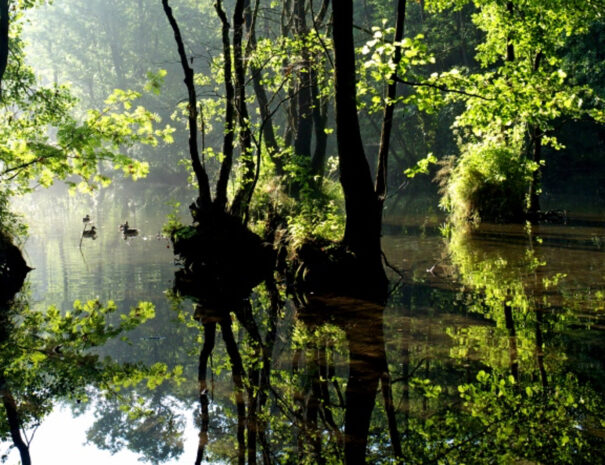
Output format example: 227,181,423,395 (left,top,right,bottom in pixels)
438,141,533,226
